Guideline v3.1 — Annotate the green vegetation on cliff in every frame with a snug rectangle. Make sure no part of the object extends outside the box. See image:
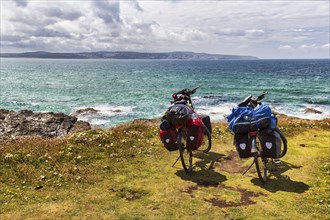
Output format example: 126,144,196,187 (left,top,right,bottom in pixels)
1,117,329,219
